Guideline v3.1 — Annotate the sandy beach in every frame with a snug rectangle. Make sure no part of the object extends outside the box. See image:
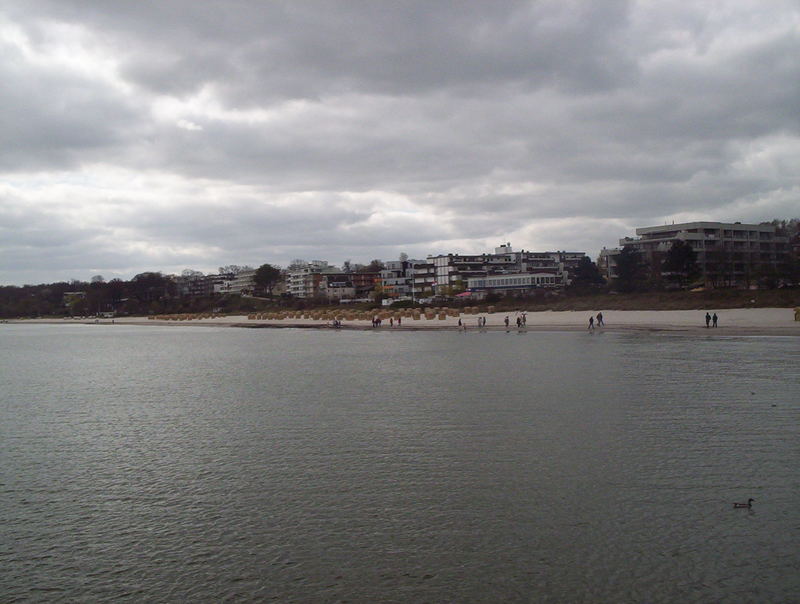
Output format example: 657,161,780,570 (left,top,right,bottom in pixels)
14,307,800,336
